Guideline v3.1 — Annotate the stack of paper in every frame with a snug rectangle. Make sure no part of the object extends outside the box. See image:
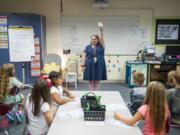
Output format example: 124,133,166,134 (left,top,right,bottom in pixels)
57,109,83,119
106,103,126,111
